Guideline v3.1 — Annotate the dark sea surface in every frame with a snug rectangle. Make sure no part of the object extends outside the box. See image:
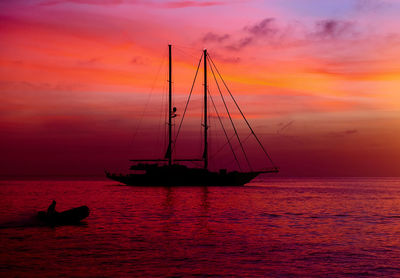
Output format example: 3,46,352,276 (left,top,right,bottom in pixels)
1,177,400,277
